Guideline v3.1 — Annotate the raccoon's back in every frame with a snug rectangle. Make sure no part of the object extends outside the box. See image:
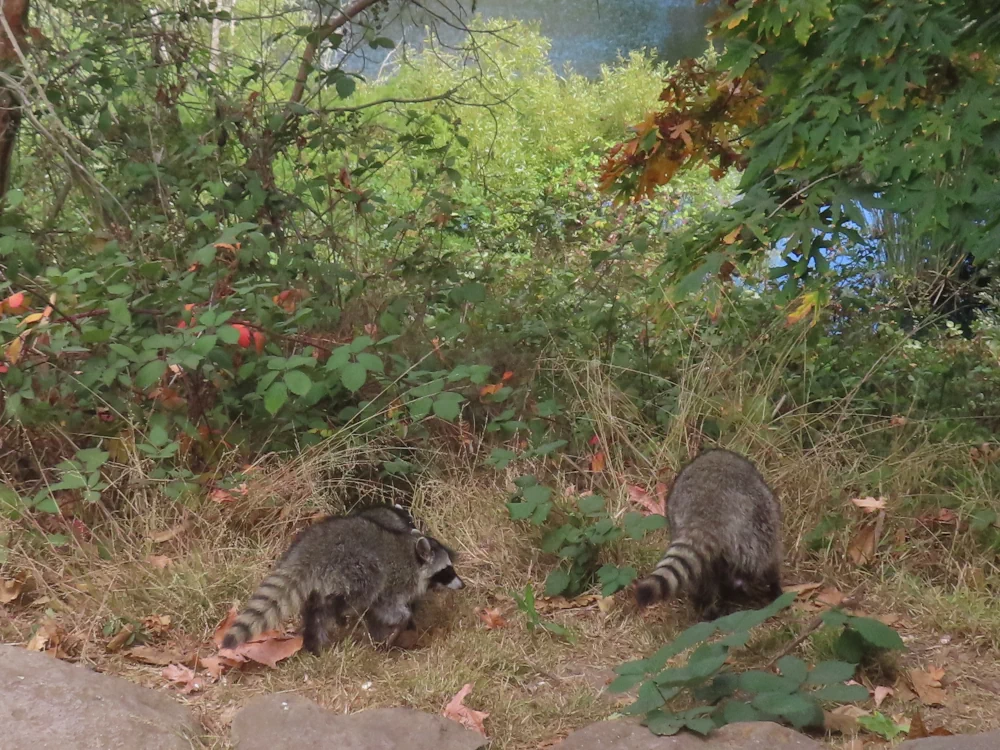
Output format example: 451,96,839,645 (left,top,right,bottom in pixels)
668,449,781,562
